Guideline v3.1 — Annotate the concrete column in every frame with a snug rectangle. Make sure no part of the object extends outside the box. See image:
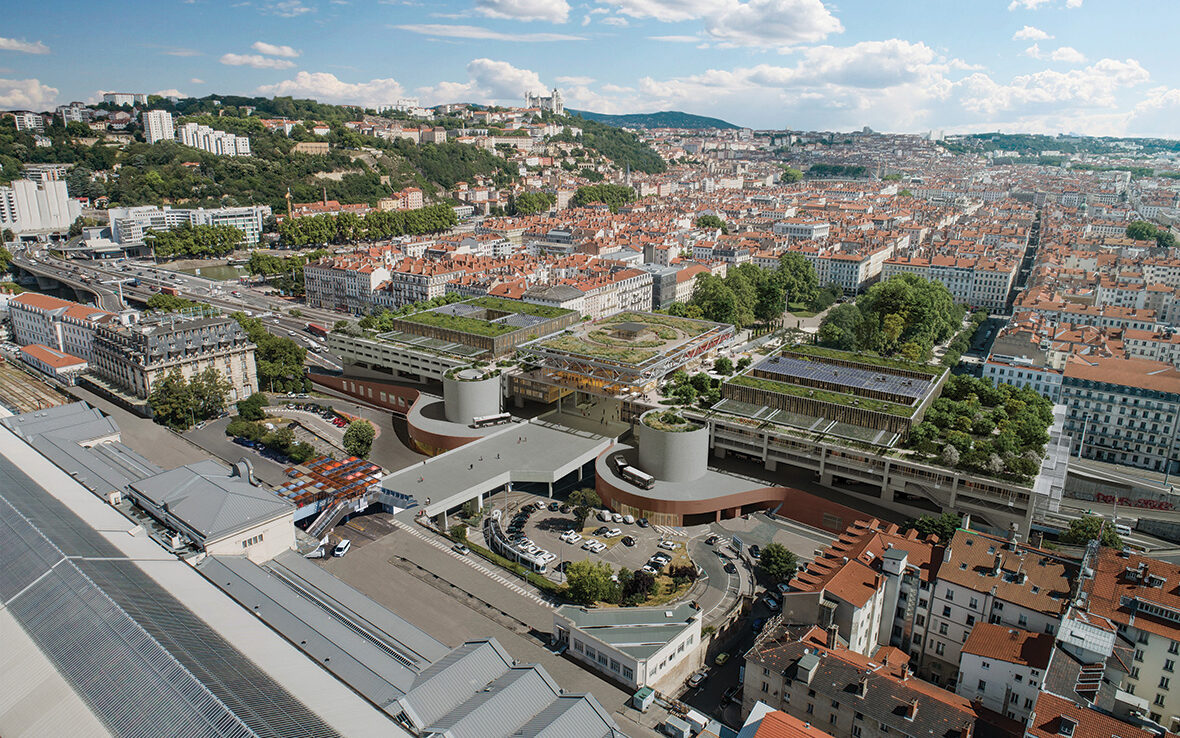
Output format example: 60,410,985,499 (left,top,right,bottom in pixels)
440,510,448,529
714,446,727,459
547,481,554,498
949,476,960,509
475,491,484,510
764,458,777,473
715,509,722,522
